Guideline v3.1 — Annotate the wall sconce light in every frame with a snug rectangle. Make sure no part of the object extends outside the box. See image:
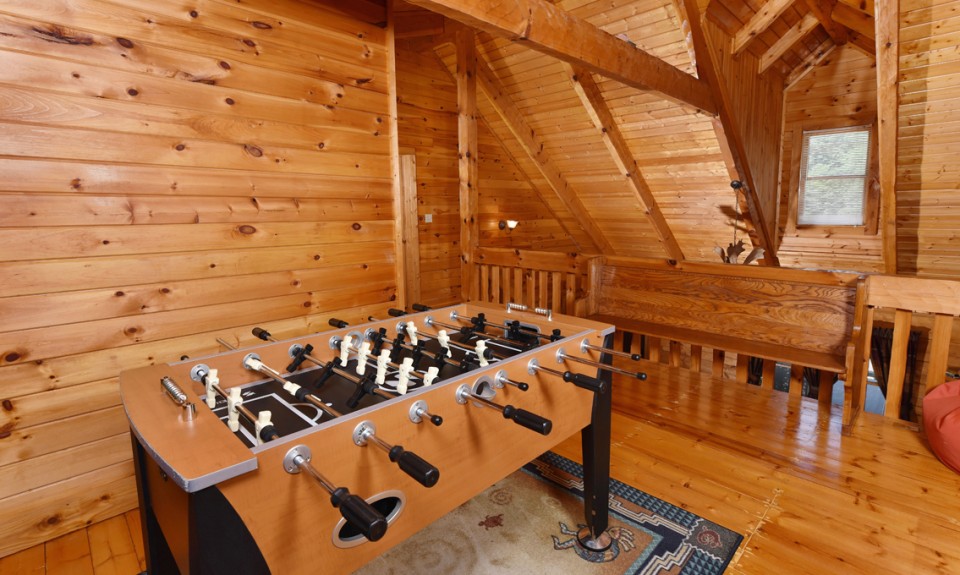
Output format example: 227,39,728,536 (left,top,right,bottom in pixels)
498,219,519,230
